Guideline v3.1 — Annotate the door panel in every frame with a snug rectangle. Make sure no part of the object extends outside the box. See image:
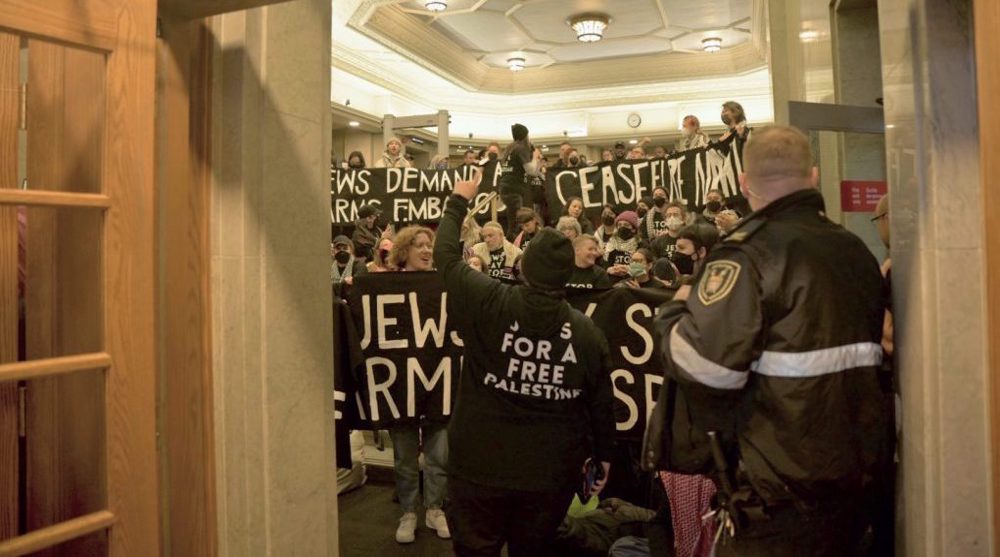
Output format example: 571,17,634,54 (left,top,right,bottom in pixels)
0,0,159,555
